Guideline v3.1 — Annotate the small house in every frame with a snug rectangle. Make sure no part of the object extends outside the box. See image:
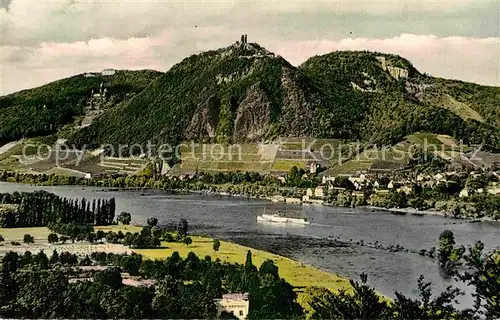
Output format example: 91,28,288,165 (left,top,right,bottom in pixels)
215,293,249,320
314,186,325,198
459,188,469,198
306,188,314,197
